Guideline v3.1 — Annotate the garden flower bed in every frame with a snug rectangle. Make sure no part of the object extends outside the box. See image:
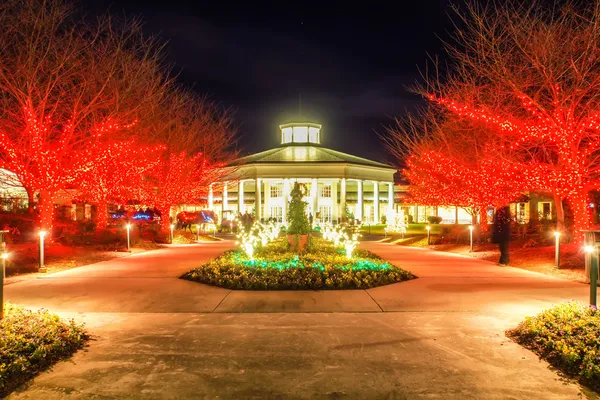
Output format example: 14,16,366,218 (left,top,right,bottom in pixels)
0,303,89,397
181,237,415,290
507,301,600,391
